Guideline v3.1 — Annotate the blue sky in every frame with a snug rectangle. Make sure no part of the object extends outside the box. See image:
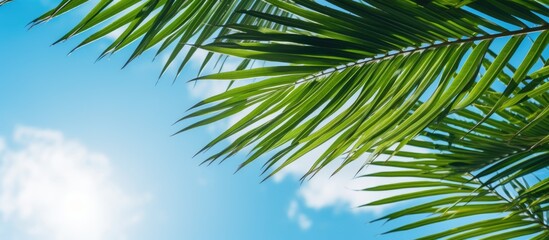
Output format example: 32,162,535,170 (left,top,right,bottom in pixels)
0,2,521,240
